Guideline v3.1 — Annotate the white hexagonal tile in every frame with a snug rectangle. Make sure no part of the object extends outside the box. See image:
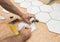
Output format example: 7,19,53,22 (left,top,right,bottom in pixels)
51,4,60,11
47,20,60,34
2,9,9,13
14,0,24,3
18,22,36,32
27,6,40,14
20,1,31,8
50,10,60,20
36,12,51,23
31,0,43,7
40,5,53,13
